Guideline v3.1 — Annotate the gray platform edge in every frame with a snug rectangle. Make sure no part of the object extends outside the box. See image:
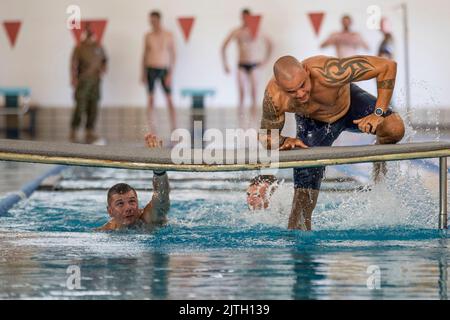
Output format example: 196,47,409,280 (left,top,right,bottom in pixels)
1,139,449,165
